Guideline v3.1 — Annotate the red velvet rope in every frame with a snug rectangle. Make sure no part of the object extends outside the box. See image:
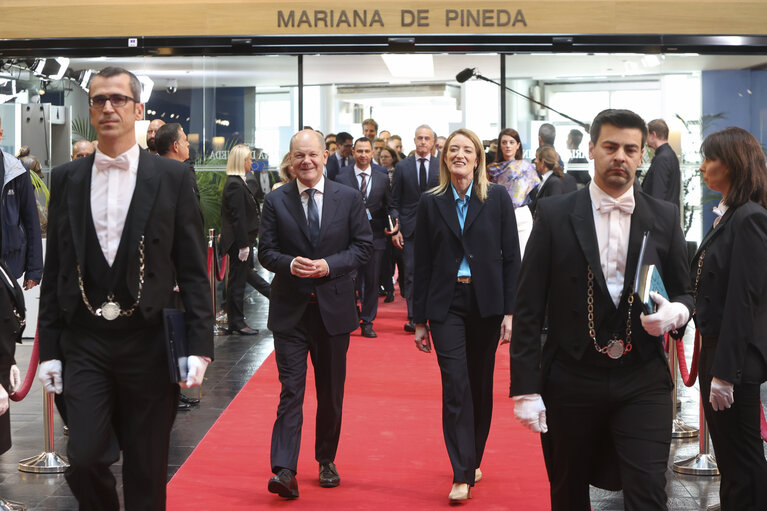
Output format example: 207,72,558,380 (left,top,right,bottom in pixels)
215,254,228,282
10,330,39,402
206,244,228,282
761,404,767,443
675,329,701,387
